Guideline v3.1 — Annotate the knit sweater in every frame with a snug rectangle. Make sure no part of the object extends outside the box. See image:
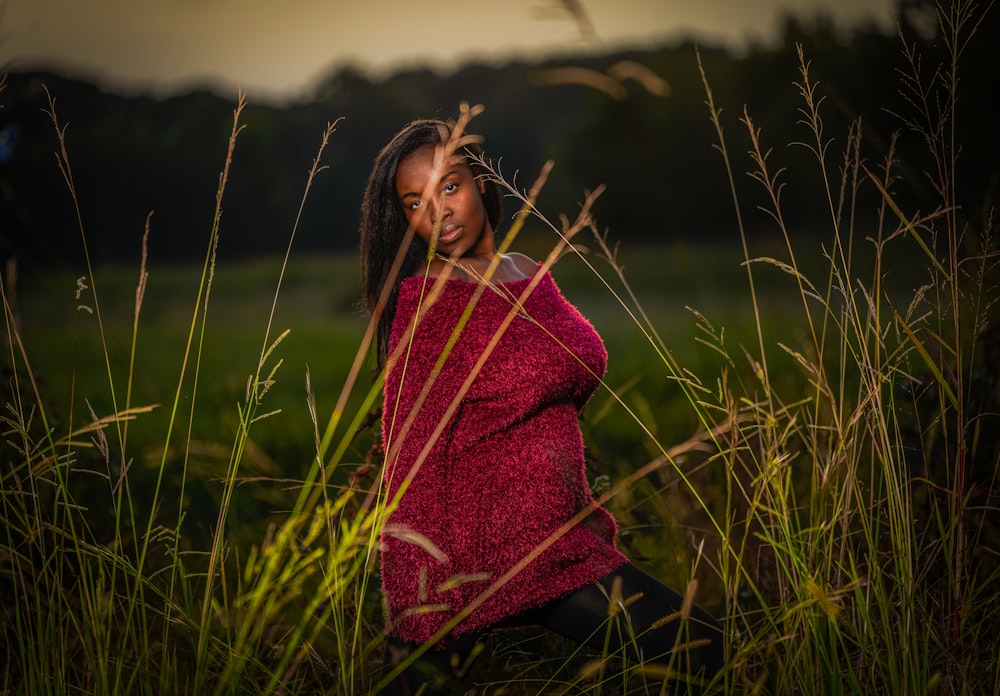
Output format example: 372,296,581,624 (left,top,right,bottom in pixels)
380,267,628,644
